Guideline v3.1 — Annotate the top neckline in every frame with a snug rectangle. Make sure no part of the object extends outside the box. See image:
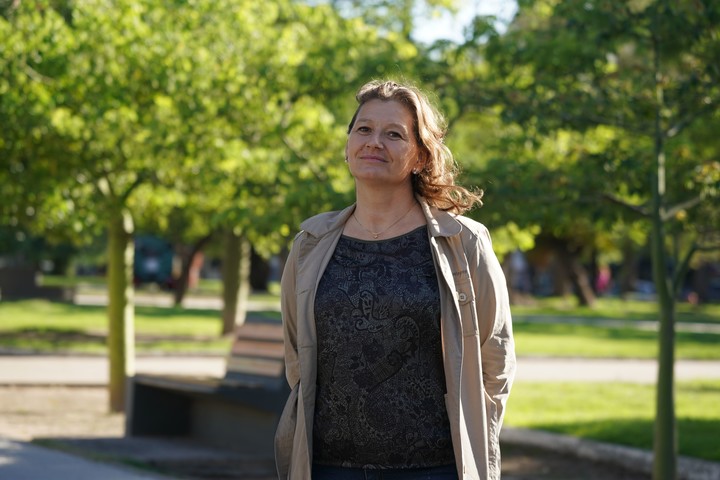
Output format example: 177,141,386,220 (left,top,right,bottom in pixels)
340,224,428,243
